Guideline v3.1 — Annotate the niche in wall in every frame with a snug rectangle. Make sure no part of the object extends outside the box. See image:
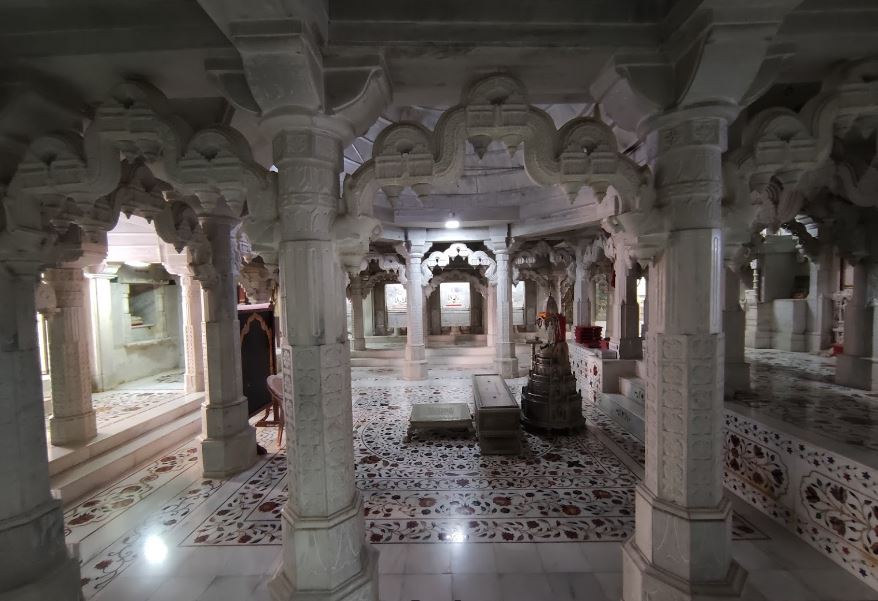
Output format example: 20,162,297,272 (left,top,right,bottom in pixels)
129,283,159,328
